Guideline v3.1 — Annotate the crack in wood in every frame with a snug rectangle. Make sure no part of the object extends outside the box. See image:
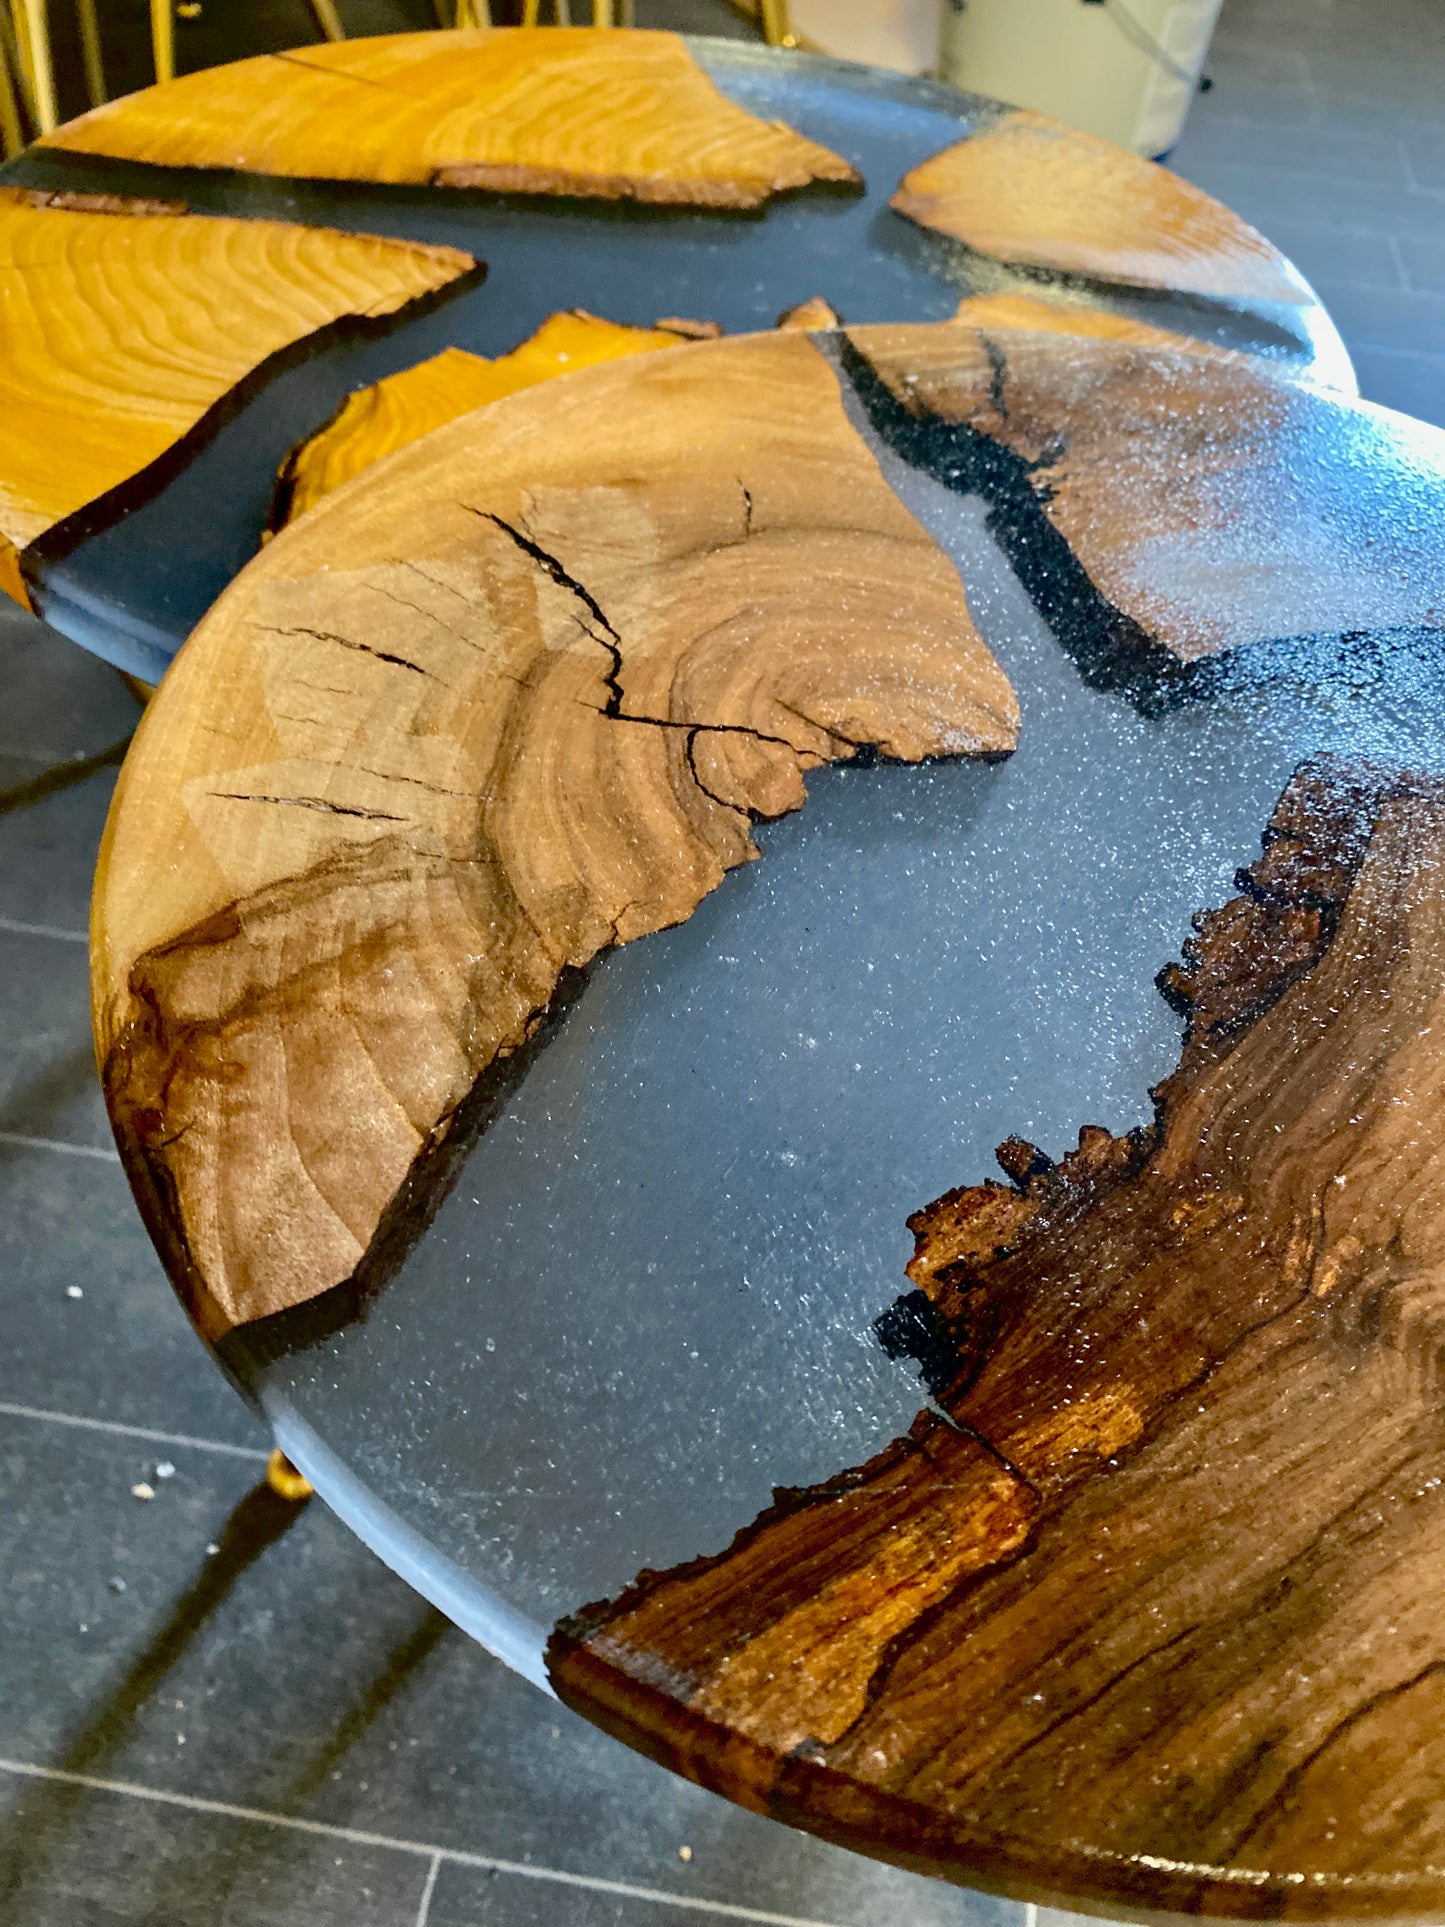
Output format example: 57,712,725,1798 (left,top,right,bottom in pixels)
207,792,408,822
95,329,1015,1340
260,622,435,678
